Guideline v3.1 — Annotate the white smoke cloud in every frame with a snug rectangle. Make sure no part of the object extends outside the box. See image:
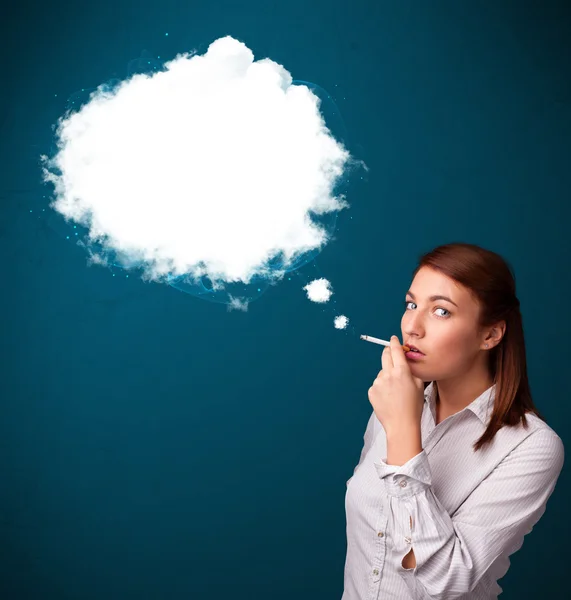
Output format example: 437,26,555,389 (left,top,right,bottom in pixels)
227,295,249,312
303,278,333,303
40,36,352,288
334,315,349,329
